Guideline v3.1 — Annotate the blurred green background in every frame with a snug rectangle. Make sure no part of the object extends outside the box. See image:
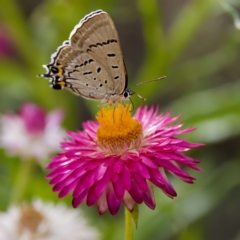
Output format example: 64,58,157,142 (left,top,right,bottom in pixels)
1,0,240,239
